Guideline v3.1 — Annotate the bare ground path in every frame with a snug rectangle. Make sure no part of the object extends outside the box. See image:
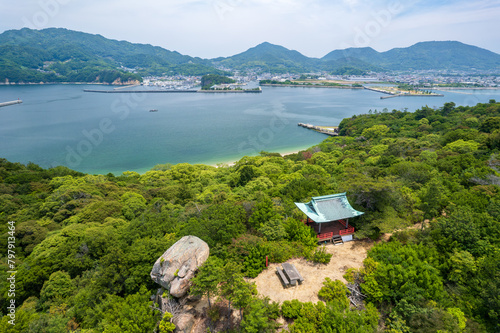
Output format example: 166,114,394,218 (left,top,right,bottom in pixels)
250,239,374,304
